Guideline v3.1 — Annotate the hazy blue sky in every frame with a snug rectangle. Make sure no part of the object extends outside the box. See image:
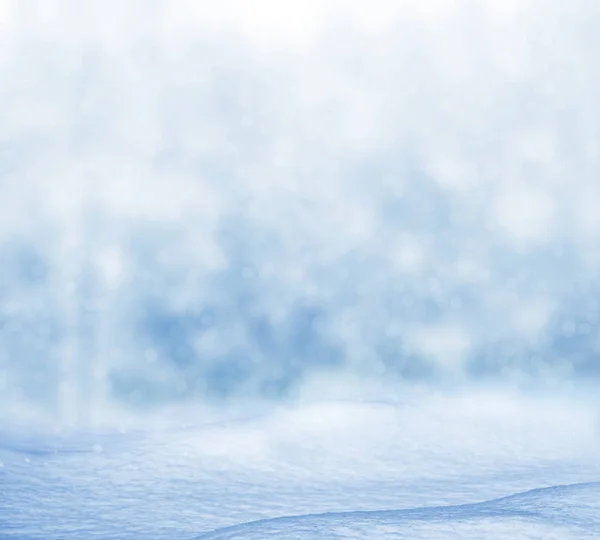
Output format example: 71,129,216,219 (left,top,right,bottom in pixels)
1,0,599,425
